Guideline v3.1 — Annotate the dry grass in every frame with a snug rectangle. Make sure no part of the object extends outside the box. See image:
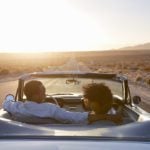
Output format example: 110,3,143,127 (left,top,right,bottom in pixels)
0,50,150,87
